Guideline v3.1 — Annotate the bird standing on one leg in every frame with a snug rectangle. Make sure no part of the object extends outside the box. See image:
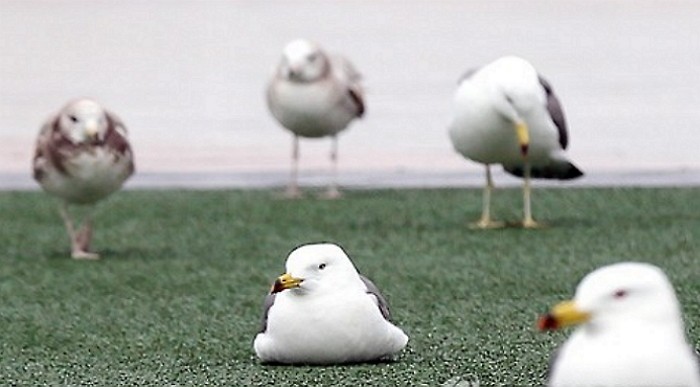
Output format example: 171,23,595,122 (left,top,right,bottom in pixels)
448,56,583,228
267,39,365,199
32,99,135,259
